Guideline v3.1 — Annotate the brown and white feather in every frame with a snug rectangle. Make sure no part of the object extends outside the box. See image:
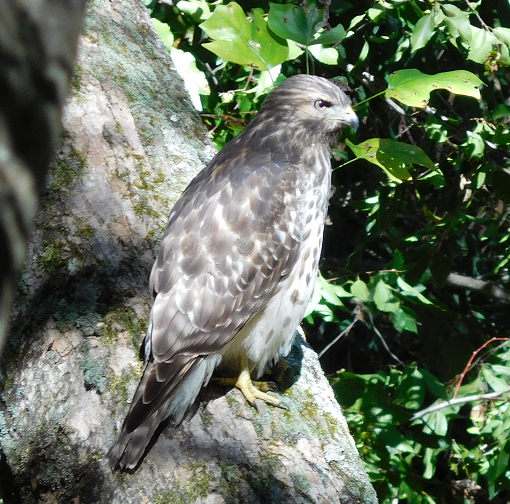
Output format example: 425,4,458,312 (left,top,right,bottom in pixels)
109,74,358,469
